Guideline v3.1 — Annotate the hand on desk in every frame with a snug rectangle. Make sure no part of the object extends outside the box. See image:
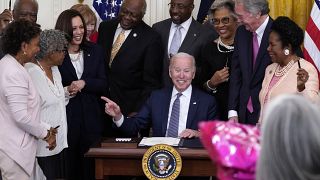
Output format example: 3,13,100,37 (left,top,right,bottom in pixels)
101,96,123,121
179,129,200,138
